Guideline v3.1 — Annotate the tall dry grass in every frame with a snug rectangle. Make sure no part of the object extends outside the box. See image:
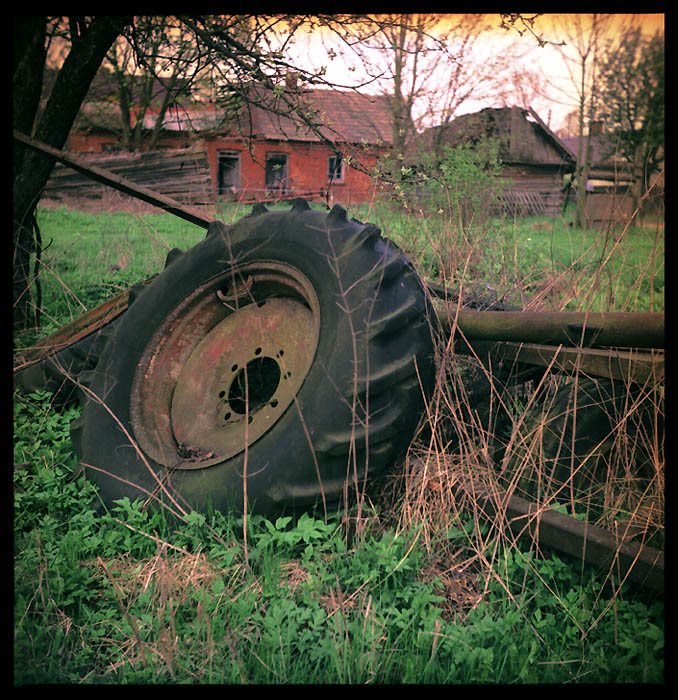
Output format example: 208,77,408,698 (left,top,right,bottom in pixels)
21,189,664,613
373,192,664,611
12,189,664,682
